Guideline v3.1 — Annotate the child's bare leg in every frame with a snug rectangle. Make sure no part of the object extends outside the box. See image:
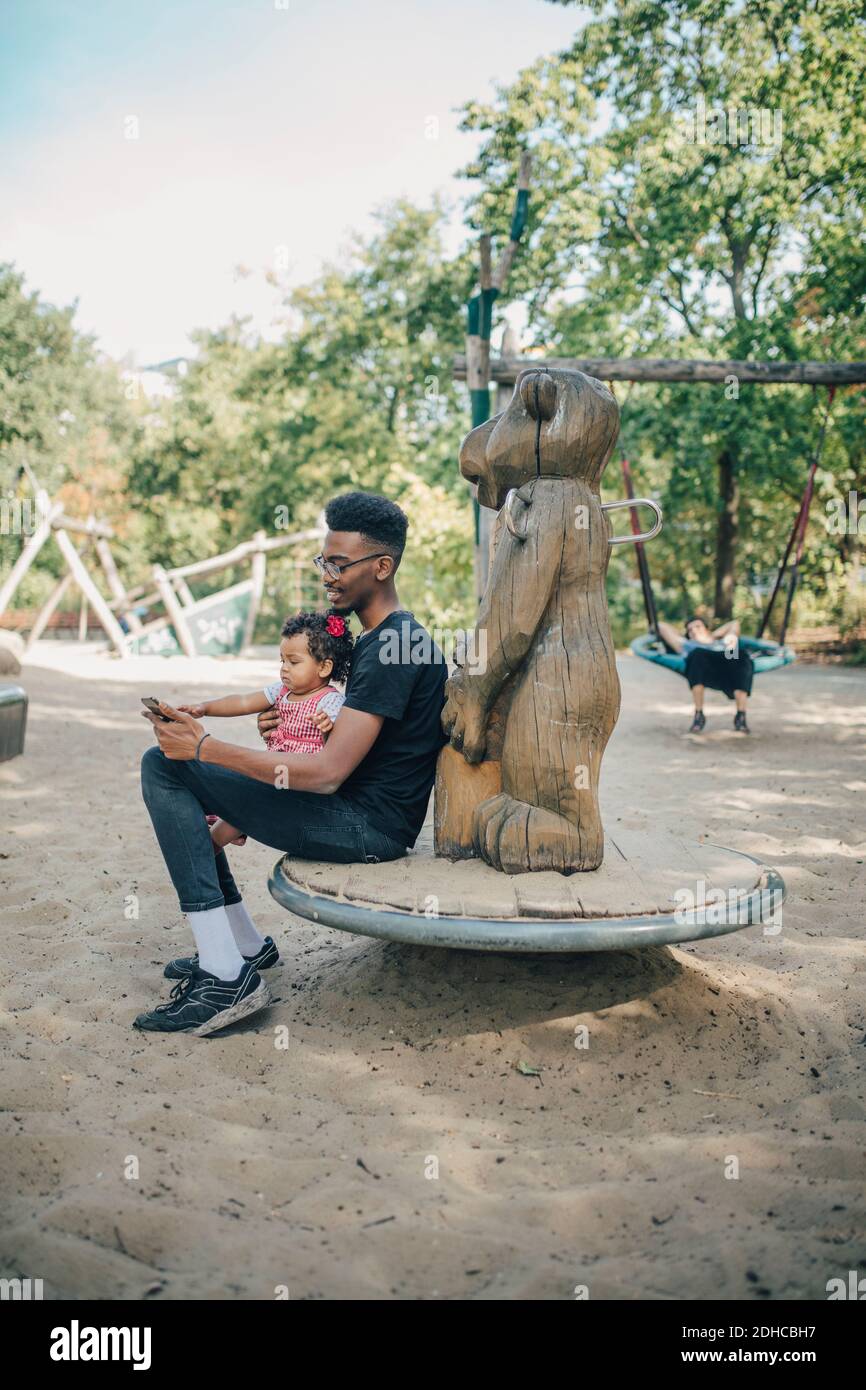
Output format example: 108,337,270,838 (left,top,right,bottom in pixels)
209,818,247,851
